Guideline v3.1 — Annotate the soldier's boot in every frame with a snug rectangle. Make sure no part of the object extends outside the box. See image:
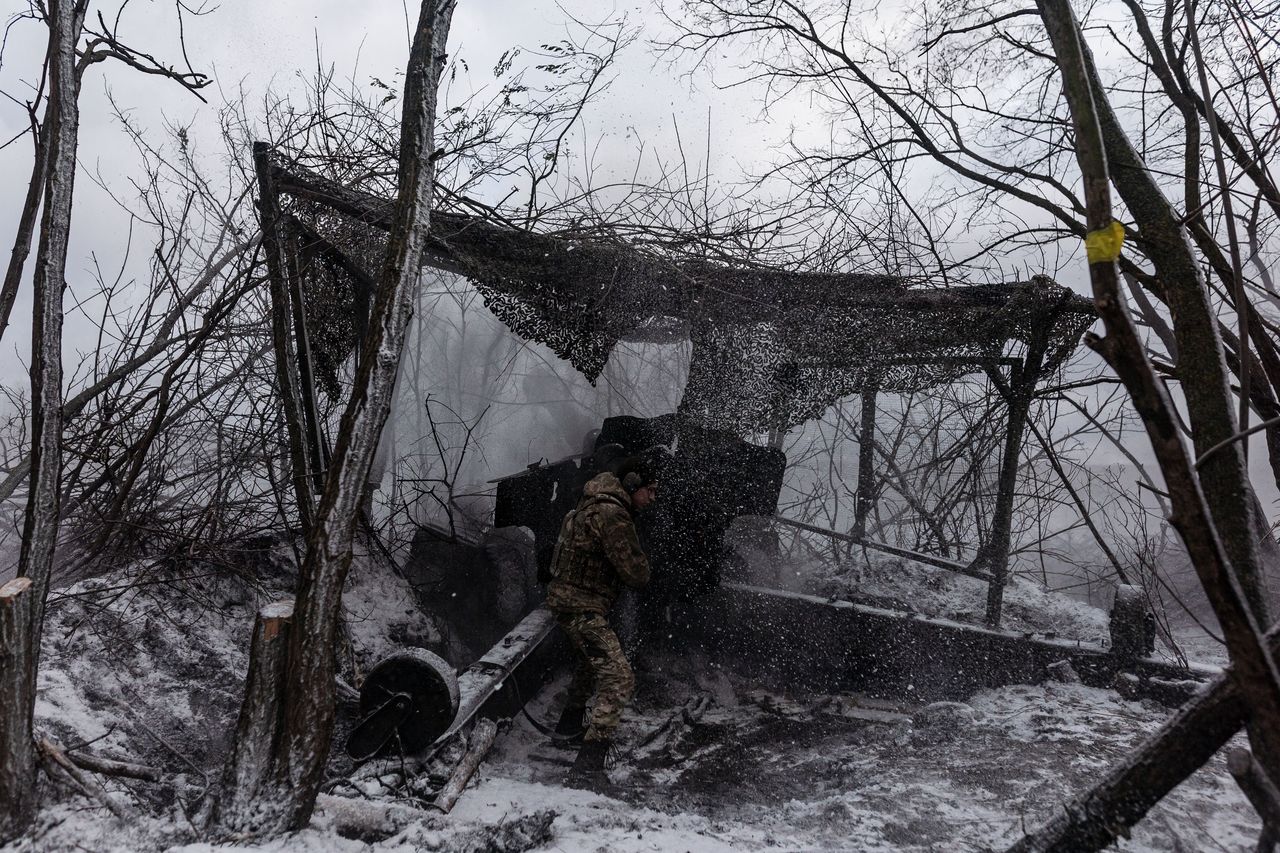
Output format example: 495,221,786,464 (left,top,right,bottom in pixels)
564,739,613,792
551,705,586,747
